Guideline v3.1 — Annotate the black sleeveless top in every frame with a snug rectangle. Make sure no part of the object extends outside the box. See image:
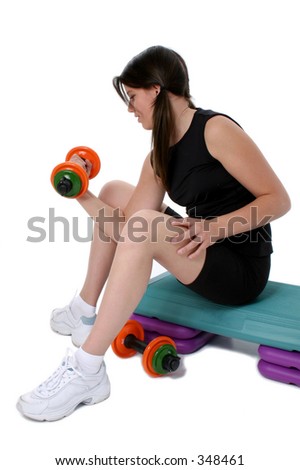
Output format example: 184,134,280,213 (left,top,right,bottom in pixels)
167,108,272,256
